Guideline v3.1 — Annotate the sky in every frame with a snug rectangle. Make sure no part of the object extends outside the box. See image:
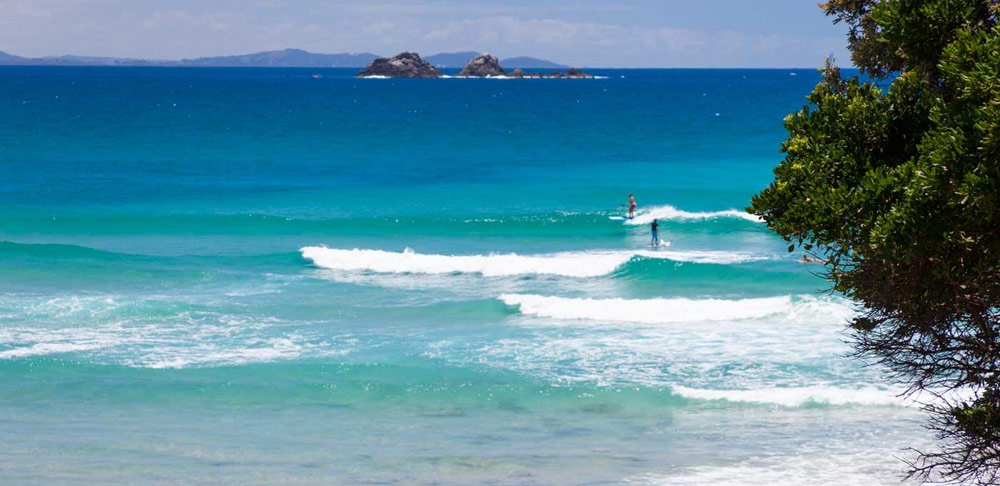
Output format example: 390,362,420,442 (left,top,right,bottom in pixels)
0,0,853,68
